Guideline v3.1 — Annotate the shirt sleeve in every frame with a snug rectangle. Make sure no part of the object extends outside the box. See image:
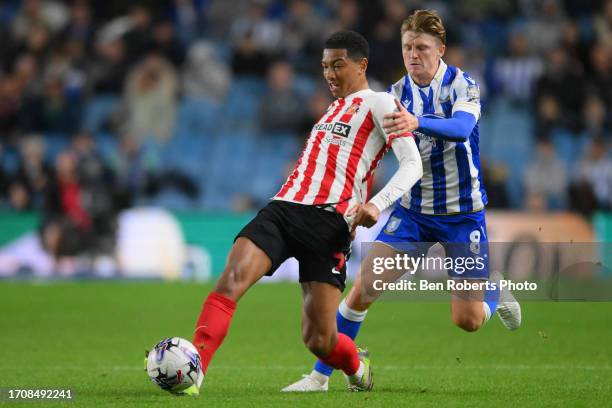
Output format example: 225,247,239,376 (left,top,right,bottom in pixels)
372,92,413,144
369,136,422,212
452,72,481,120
